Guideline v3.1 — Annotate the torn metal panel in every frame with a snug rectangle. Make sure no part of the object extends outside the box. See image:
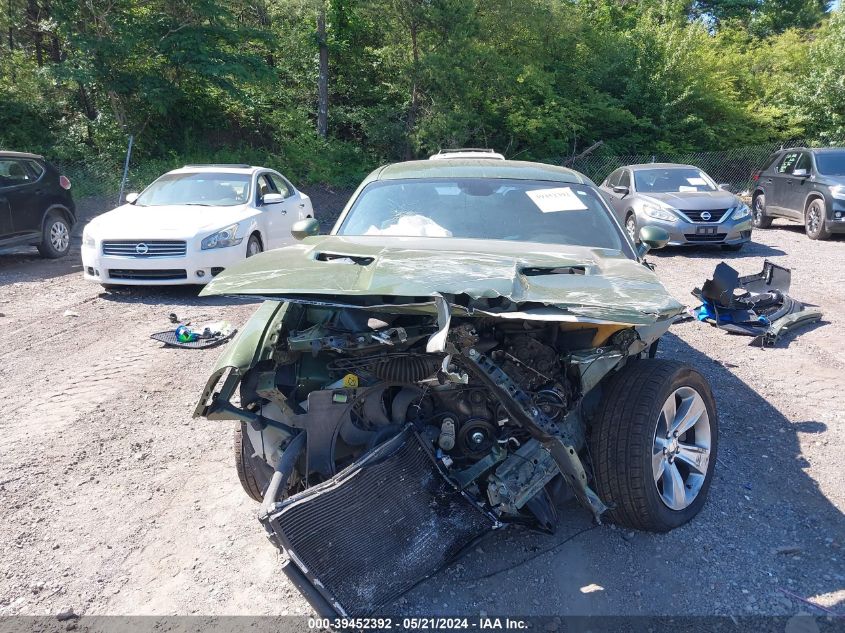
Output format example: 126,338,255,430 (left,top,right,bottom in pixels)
200,235,684,326
692,260,822,344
